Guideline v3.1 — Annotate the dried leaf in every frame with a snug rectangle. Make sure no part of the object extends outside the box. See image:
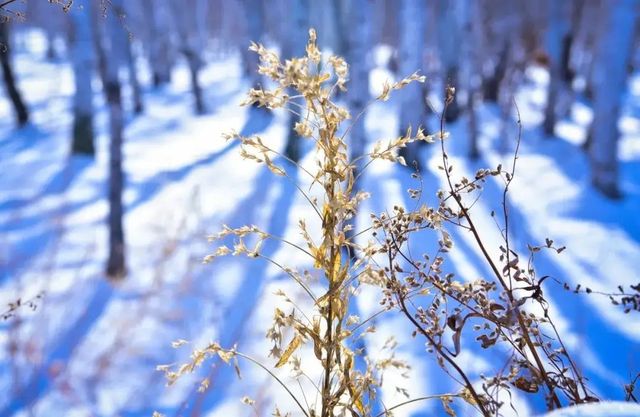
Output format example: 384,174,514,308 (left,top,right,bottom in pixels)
275,335,302,368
